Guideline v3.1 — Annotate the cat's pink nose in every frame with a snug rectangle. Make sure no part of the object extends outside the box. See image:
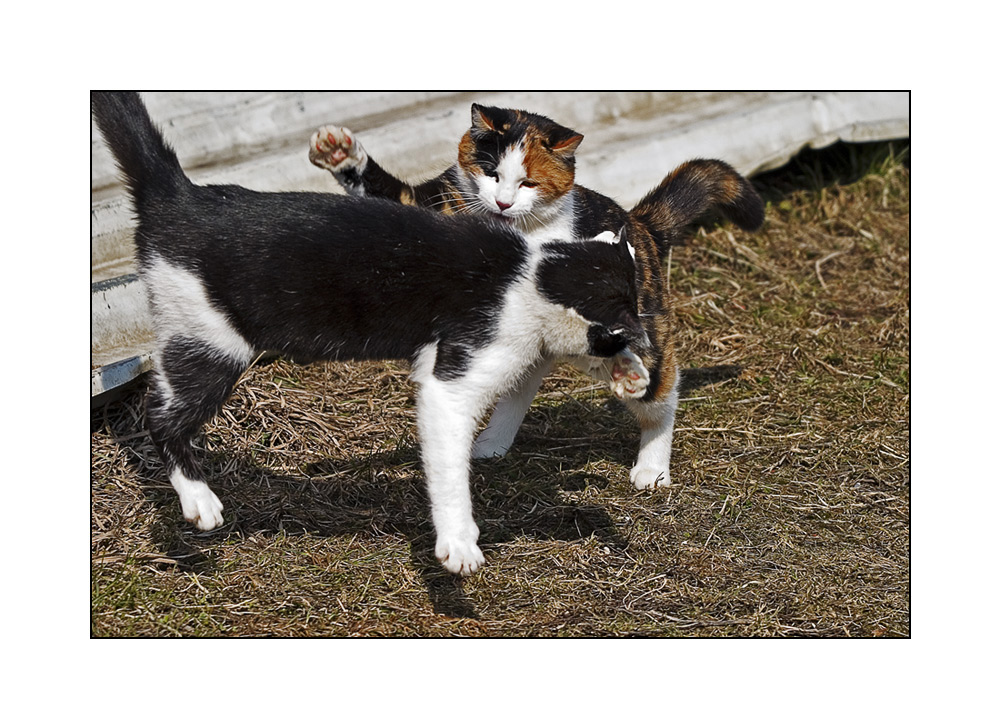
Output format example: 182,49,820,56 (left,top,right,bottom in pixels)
496,199,513,211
